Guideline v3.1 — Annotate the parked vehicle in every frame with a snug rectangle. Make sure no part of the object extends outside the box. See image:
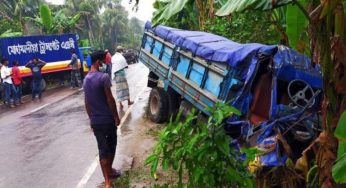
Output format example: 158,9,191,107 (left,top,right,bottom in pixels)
123,49,139,64
139,22,322,167
0,34,84,92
